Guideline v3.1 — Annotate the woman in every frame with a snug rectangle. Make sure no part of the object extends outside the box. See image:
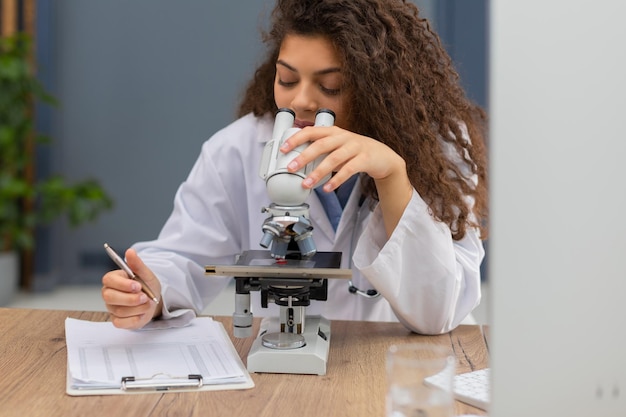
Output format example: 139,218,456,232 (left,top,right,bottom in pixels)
101,0,488,335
